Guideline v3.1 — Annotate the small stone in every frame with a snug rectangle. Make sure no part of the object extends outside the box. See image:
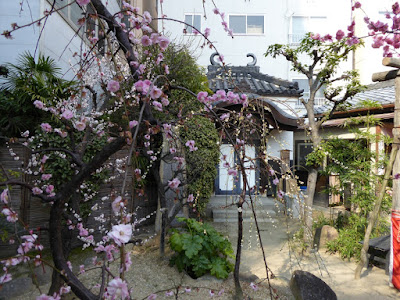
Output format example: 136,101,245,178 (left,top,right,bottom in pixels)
290,270,337,300
318,225,339,249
